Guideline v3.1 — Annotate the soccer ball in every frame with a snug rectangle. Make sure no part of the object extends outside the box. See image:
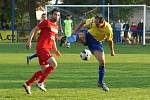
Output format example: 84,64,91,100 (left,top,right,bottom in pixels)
80,49,92,61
